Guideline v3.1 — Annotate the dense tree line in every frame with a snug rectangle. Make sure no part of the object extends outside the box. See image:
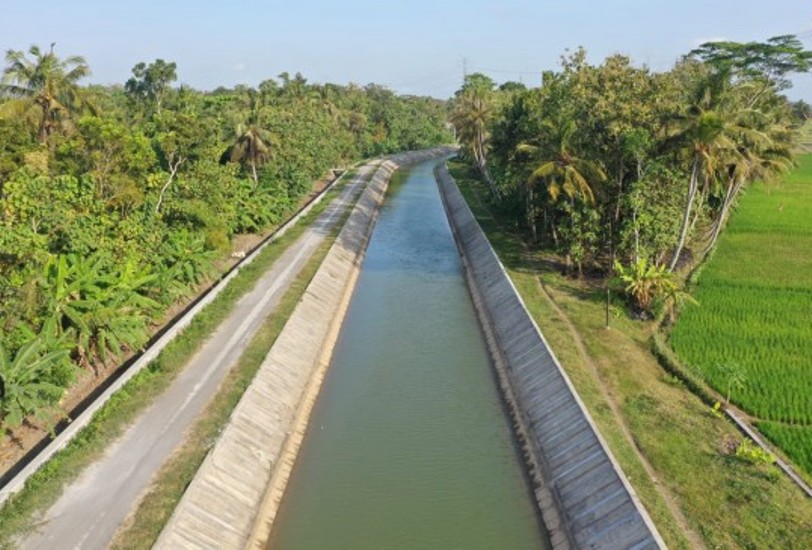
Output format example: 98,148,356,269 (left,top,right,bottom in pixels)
0,45,451,433
451,36,811,312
